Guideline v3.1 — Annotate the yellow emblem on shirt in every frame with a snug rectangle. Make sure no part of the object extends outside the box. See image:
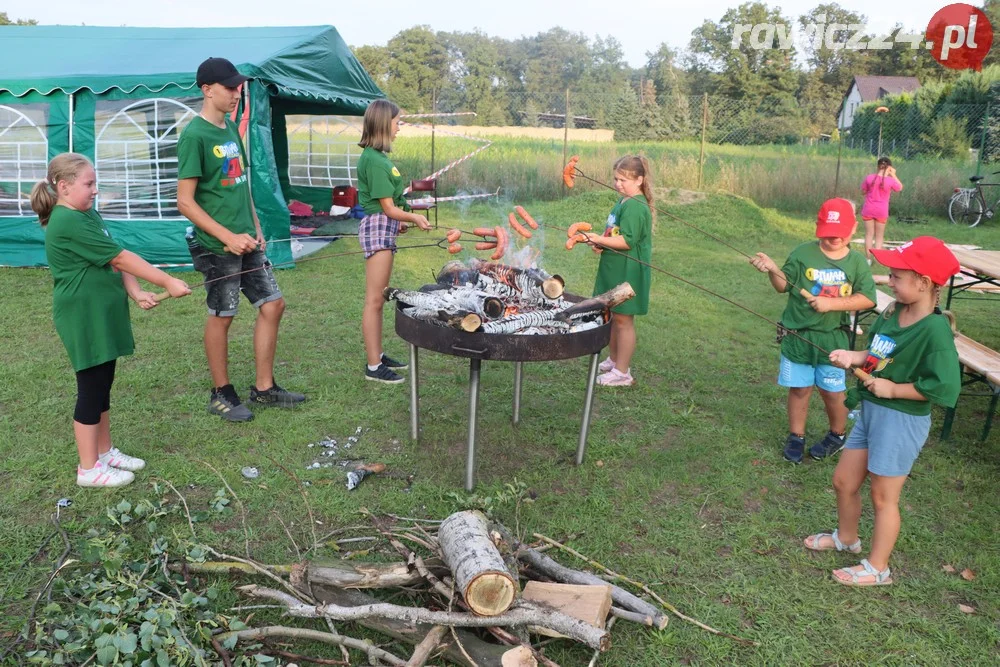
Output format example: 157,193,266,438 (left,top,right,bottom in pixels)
391,167,401,177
